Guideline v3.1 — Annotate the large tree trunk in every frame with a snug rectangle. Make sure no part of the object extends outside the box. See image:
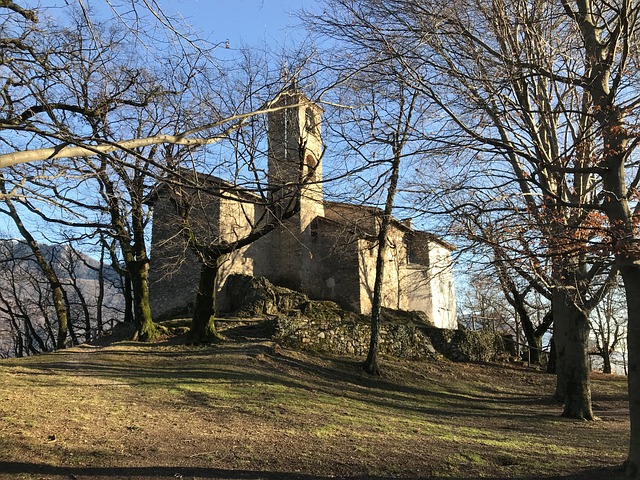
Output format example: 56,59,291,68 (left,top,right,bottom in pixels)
547,336,557,374
97,158,157,341
552,289,593,420
528,335,543,365
621,267,640,476
189,261,224,344
130,194,158,342
130,261,158,342
573,0,640,469
595,131,640,474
